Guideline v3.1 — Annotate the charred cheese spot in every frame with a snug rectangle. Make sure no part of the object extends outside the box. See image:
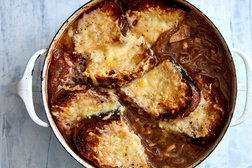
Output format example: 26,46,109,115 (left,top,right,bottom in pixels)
158,87,225,139
51,88,123,136
76,120,150,168
121,60,191,116
127,5,186,45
